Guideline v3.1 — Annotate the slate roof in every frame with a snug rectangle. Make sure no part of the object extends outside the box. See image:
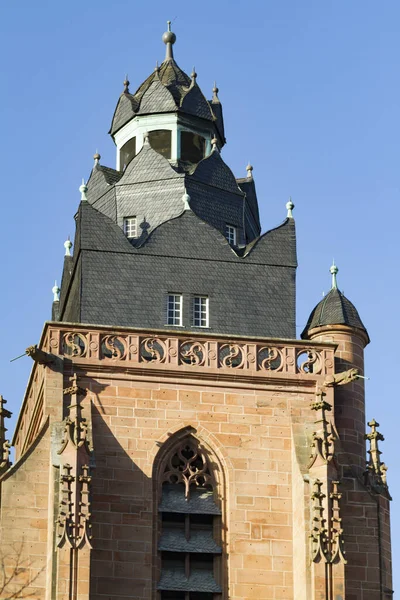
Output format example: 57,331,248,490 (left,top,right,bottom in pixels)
301,288,369,340
109,58,219,137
